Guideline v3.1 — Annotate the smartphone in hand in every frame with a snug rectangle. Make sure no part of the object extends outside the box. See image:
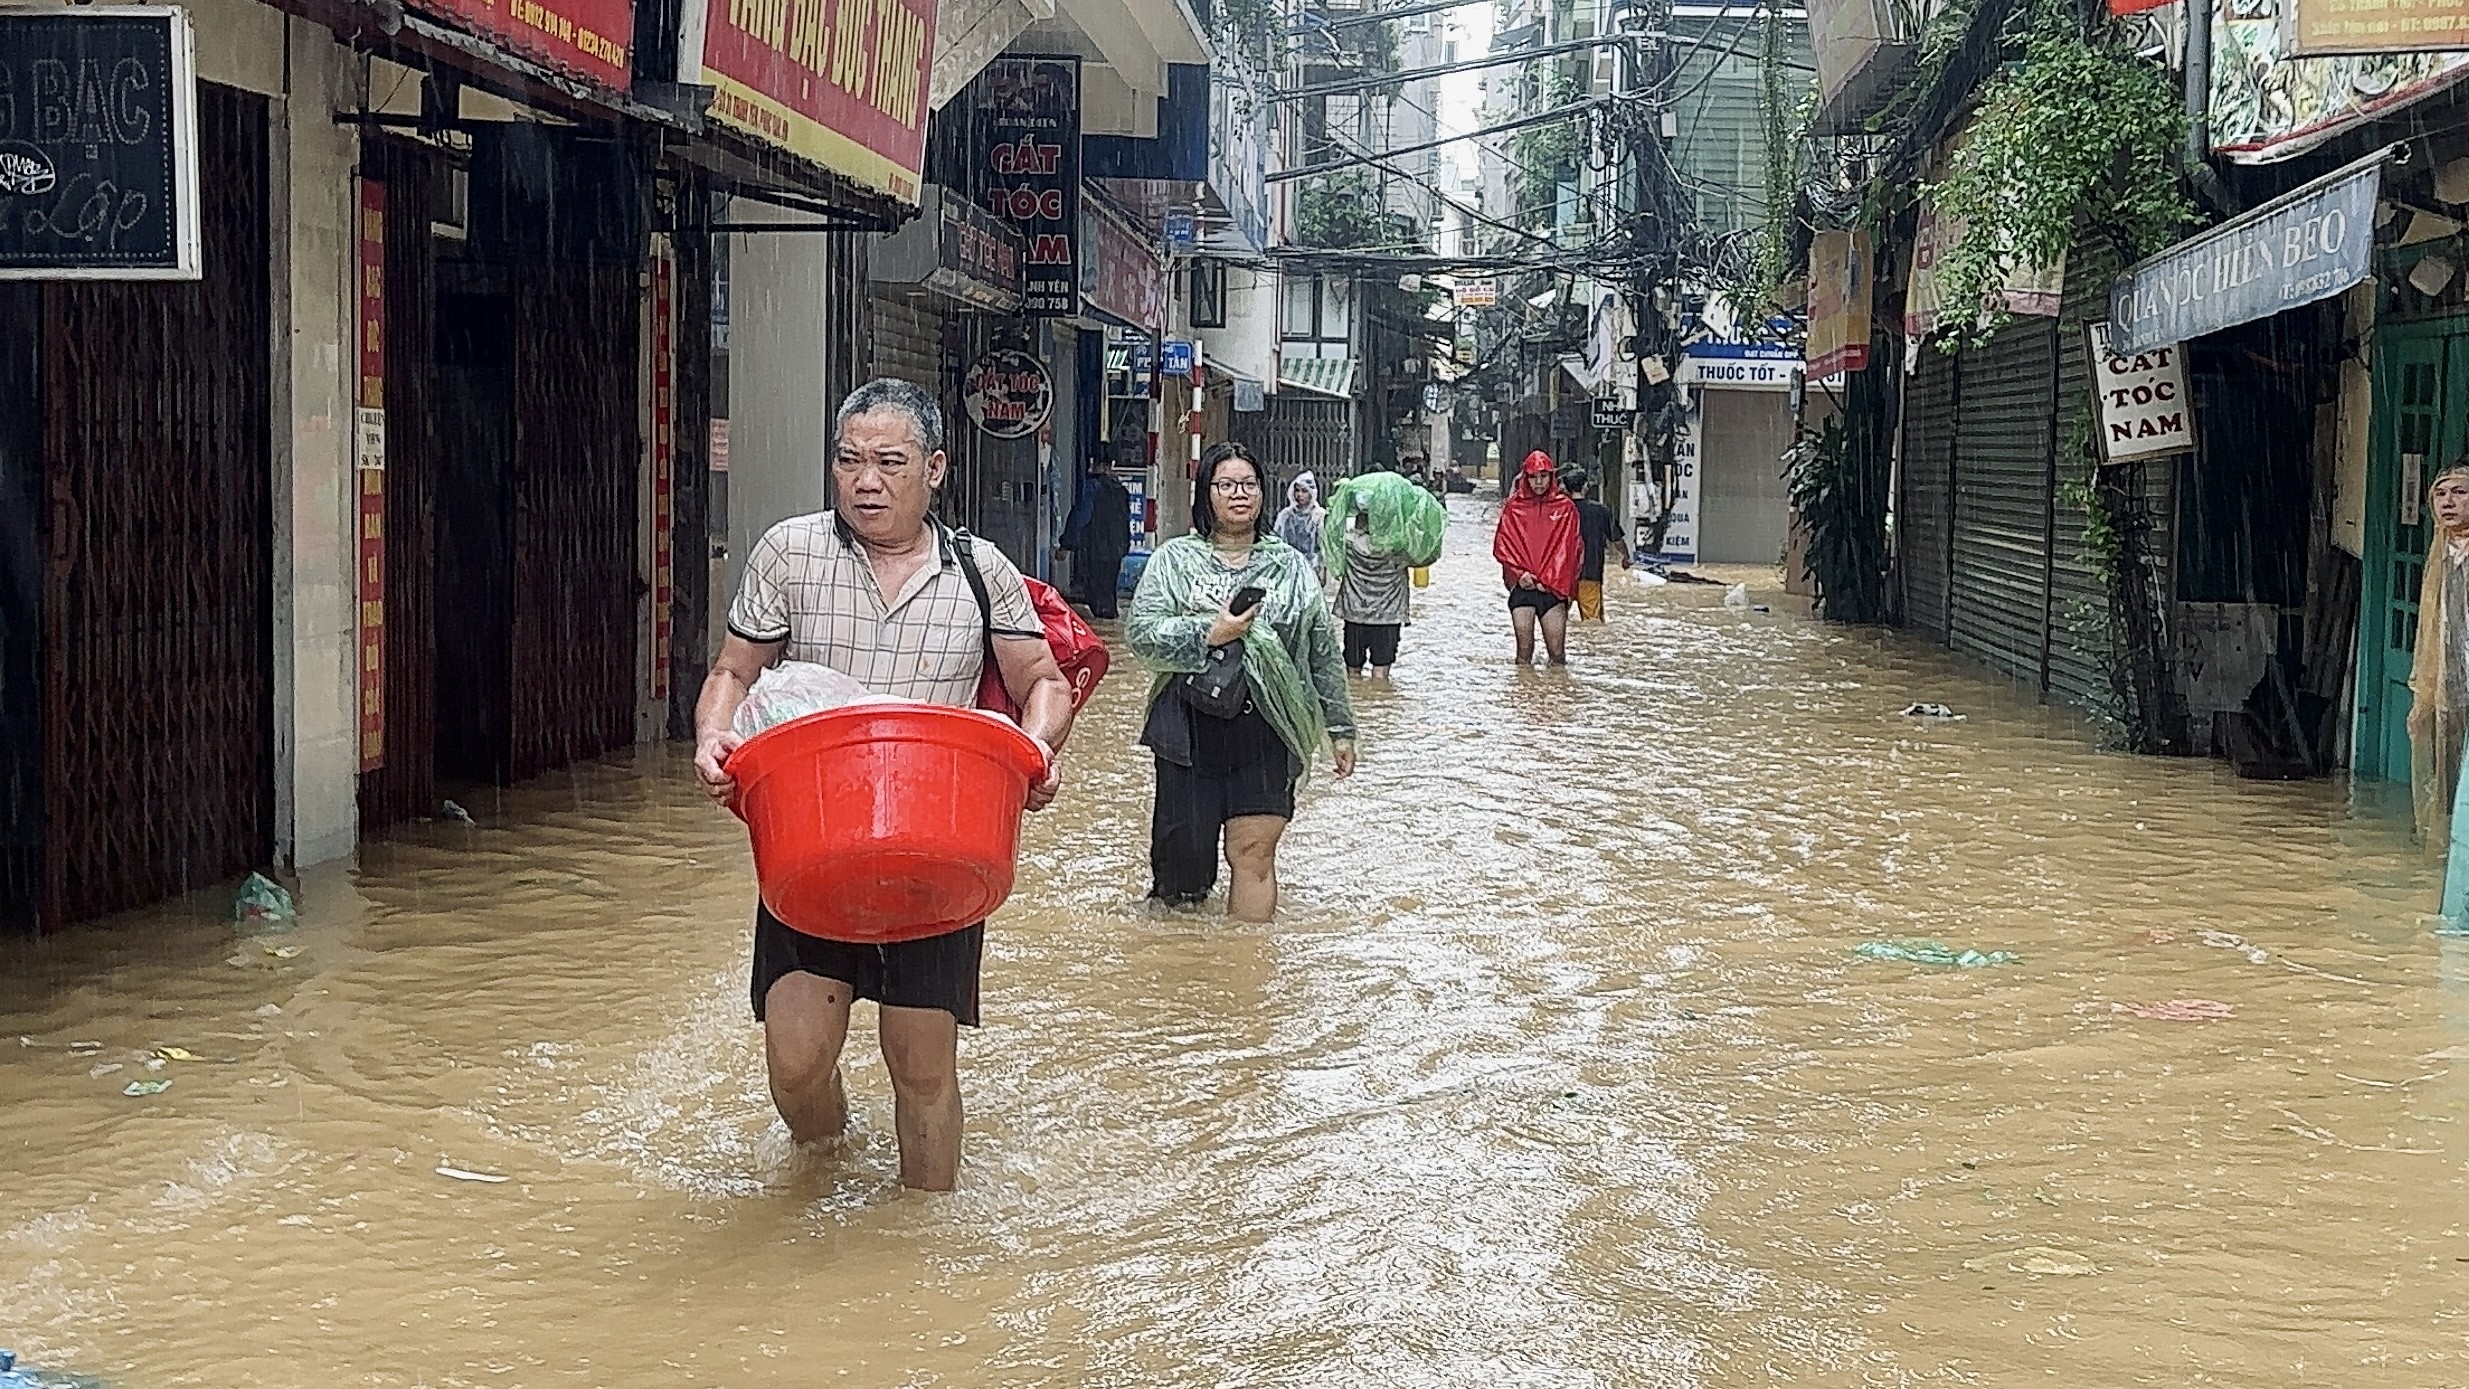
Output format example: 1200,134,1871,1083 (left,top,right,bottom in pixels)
1230,586,1267,615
